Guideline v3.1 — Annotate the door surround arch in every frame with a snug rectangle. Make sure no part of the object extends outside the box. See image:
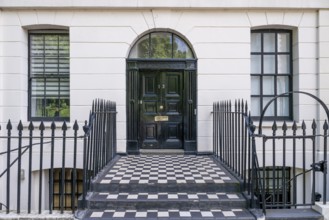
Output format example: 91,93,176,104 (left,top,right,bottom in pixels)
126,30,197,154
